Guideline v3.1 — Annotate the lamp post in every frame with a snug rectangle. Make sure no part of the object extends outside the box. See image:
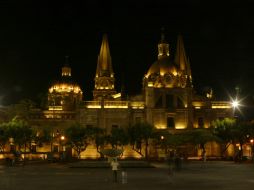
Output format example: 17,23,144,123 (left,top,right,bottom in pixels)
60,135,66,160
231,99,239,118
250,139,254,162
